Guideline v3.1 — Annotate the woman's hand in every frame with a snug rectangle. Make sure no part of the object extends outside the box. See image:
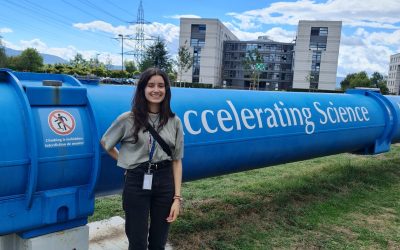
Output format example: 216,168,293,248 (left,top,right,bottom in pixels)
166,200,181,223
100,140,119,161
168,159,183,223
